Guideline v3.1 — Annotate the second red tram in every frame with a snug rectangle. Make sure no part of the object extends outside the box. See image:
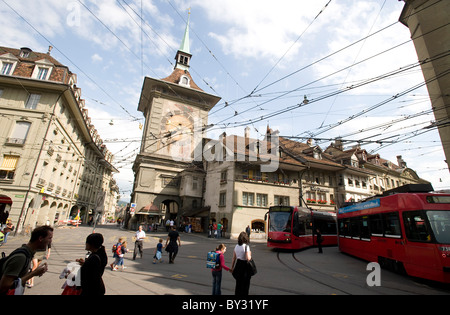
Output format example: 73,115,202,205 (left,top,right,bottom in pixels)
267,206,337,250
338,185,450,283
